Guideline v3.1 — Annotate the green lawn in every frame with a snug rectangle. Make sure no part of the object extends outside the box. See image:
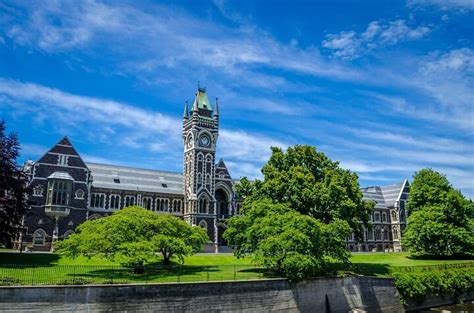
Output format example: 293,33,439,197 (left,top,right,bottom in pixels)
0,251,472,285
